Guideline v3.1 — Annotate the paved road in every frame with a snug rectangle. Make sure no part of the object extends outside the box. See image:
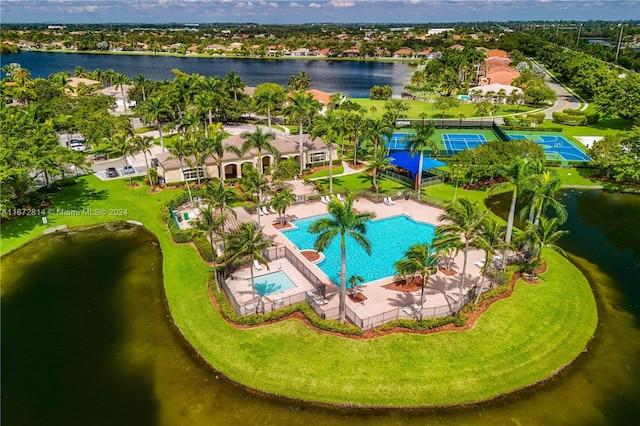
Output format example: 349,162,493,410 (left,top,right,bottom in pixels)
528,58,586,119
